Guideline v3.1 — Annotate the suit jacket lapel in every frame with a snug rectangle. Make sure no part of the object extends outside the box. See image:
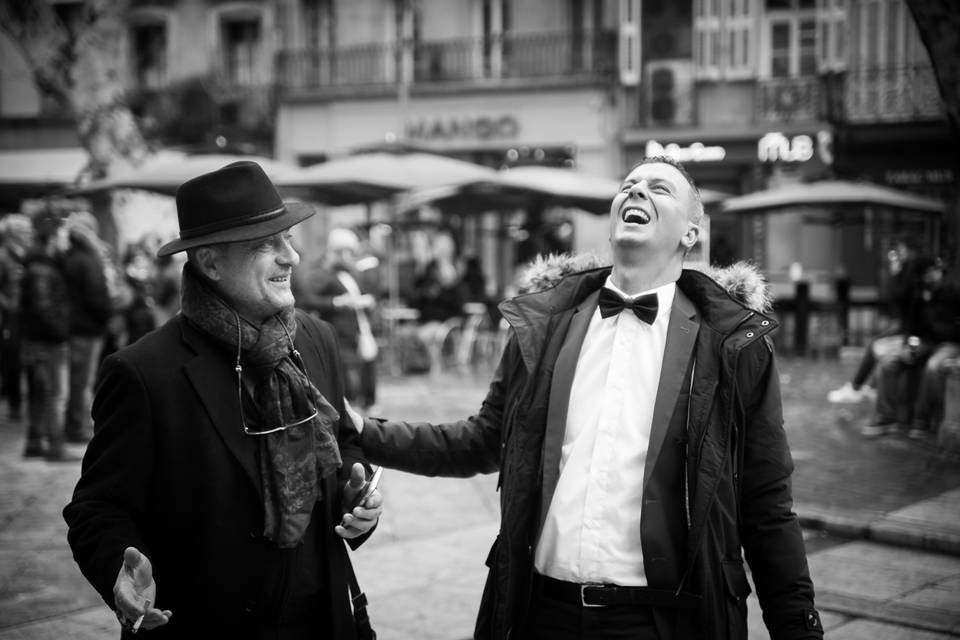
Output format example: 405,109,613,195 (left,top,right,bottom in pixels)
539,288,600,533
643,289,699,494
181,321,262,499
